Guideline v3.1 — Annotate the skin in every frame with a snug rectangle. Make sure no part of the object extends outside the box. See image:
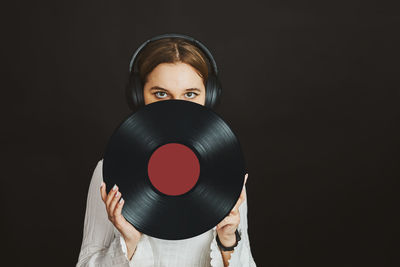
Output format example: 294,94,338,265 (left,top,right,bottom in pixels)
100,62,248,265
143,62,206,105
